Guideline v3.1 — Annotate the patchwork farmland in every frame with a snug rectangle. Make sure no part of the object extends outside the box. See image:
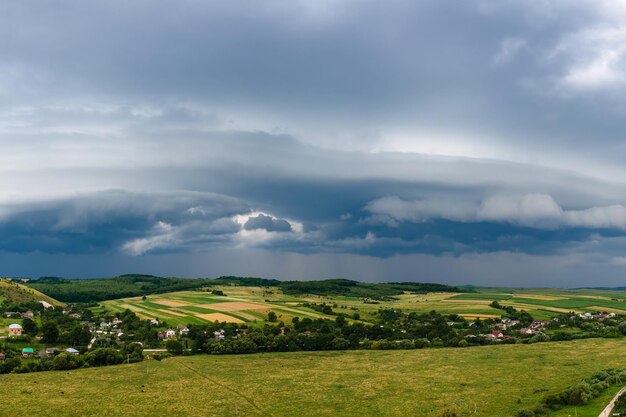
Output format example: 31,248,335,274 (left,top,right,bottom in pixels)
101,286,334,326
101,284,626,327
